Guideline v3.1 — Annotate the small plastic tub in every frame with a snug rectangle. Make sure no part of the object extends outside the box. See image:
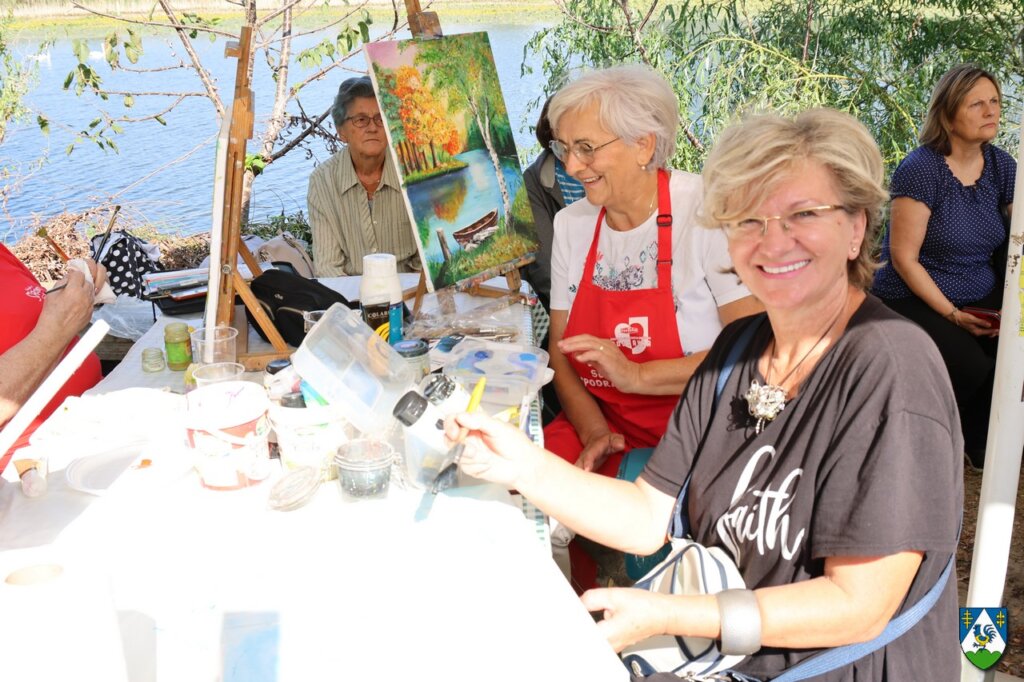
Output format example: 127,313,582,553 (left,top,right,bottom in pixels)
442,339,552,410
